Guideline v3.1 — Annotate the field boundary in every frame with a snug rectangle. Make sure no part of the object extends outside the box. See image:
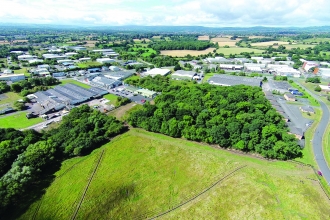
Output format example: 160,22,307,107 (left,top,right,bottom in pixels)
71,149,105,220
145,165,247,220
